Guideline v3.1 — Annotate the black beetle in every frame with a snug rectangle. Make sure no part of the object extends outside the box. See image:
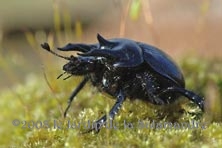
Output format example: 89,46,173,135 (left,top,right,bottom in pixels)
41,34,204,132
